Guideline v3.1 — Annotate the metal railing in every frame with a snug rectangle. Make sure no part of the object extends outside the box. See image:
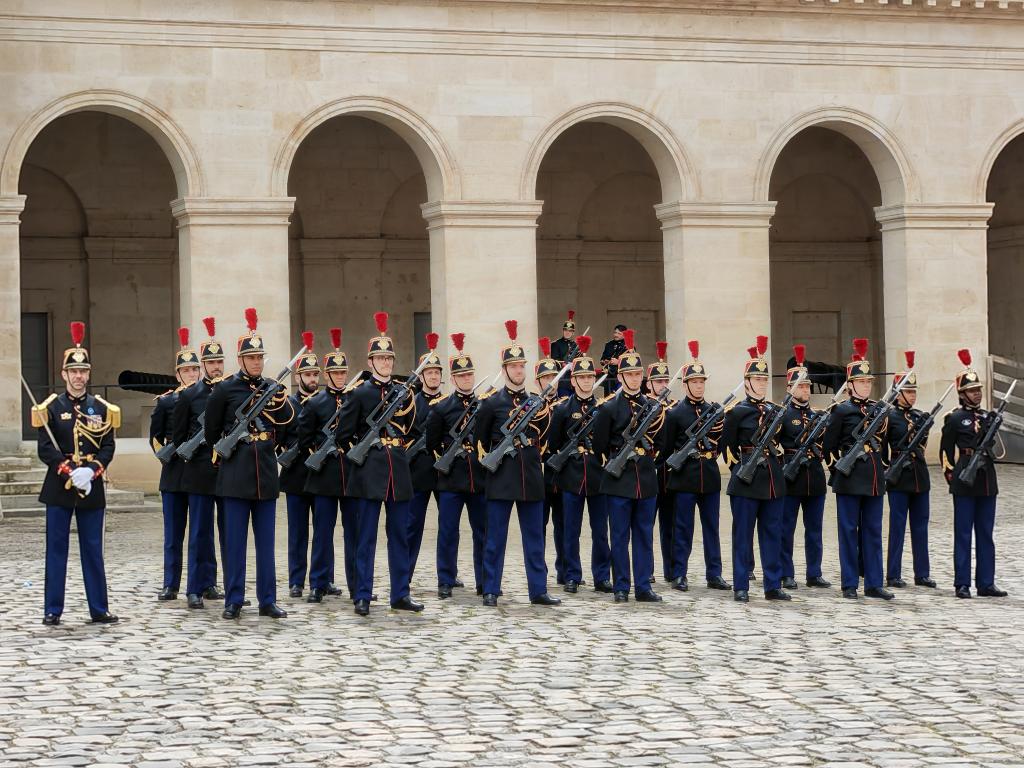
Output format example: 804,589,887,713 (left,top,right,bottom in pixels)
987,354,1024,434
